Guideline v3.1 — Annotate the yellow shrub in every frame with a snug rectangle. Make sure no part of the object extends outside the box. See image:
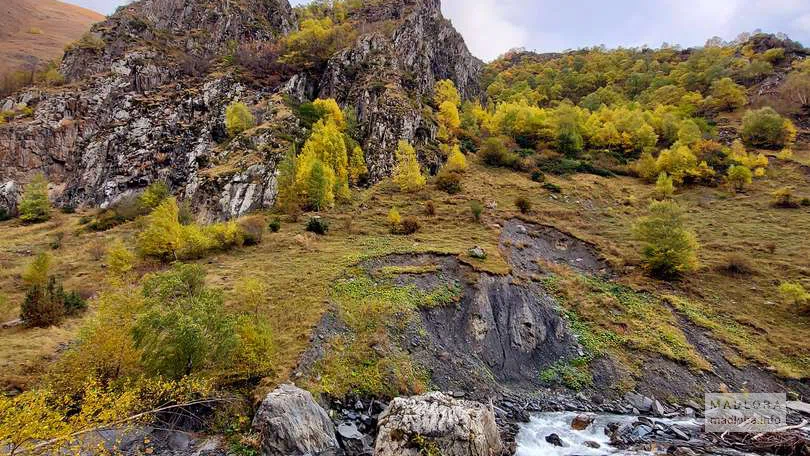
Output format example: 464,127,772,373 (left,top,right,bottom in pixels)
445,144,468,172
106,239,136,278
388,207,402,227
